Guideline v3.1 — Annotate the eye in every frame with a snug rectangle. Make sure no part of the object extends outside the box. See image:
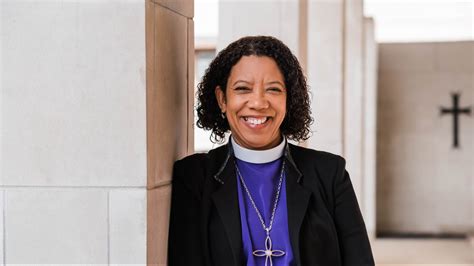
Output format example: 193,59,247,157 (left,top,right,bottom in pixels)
266,87,283,93
234,86,251,92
